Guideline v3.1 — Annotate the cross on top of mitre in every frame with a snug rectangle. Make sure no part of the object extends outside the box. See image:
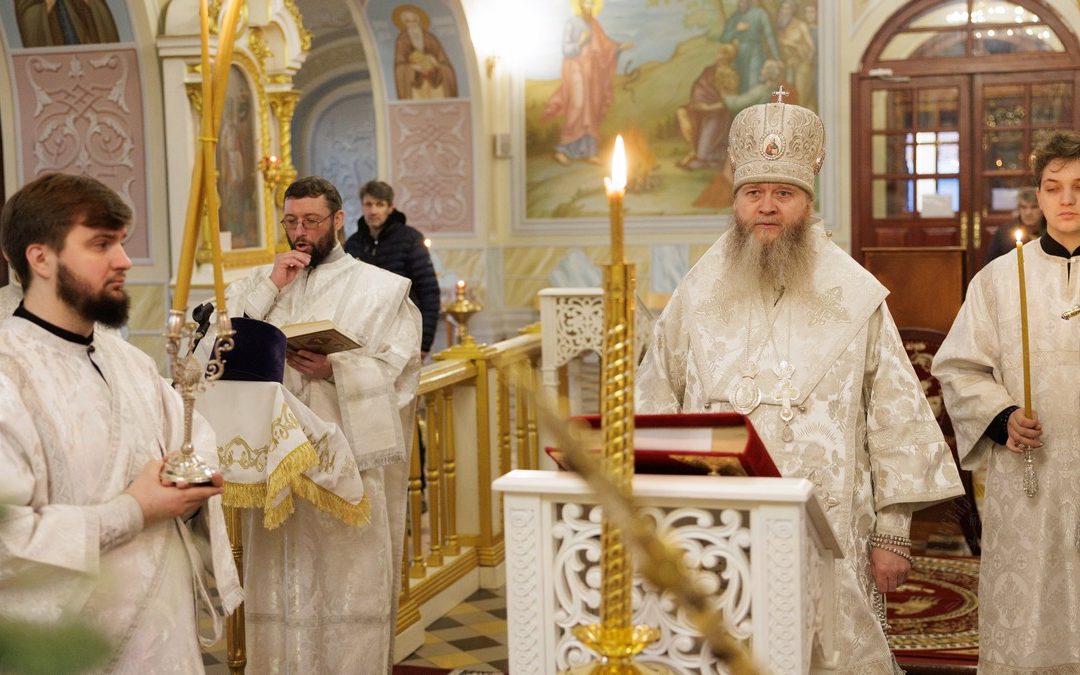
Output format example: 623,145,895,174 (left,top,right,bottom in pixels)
772,85,790,104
